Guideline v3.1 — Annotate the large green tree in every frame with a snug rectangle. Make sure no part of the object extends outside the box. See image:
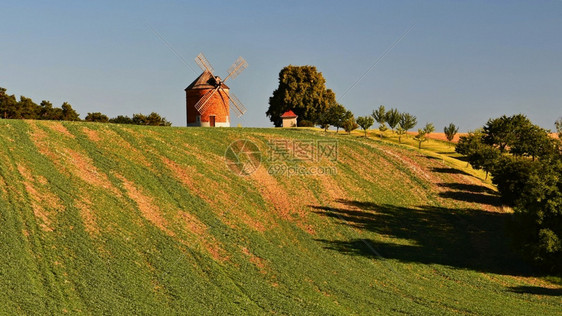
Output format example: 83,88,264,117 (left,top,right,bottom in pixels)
456,115,562,272
267,65,337,127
